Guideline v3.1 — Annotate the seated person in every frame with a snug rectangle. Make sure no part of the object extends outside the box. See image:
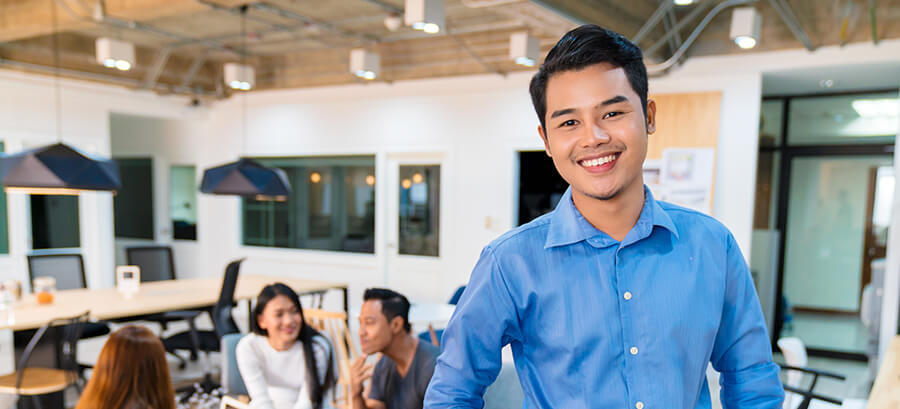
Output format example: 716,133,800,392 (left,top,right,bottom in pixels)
75,325,175,409
350,288,440,409
237,283,337,409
